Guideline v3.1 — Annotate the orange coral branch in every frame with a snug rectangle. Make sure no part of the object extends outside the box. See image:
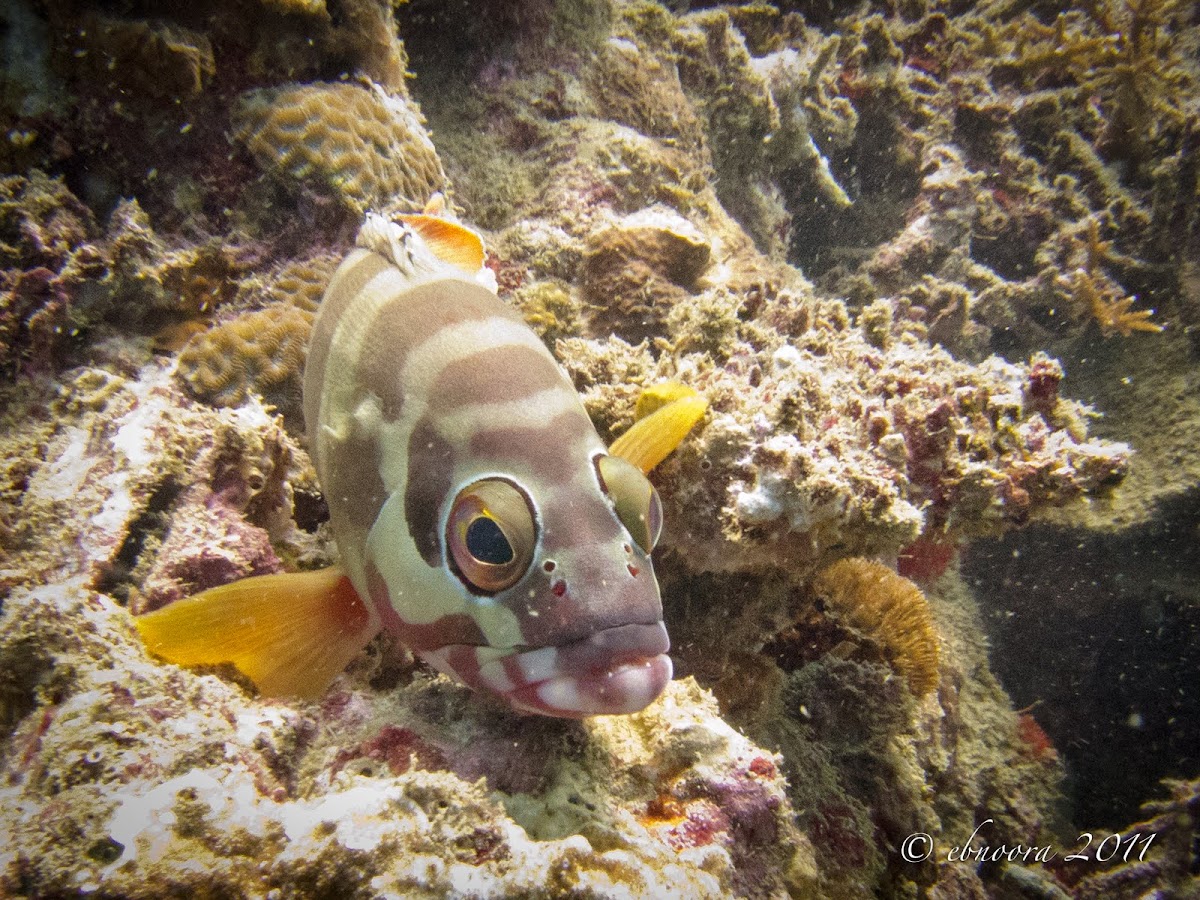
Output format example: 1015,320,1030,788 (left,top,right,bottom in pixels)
1073,268,1164,337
